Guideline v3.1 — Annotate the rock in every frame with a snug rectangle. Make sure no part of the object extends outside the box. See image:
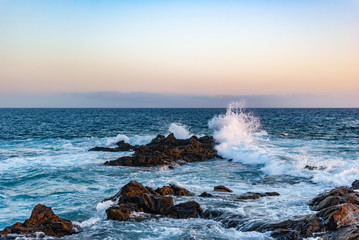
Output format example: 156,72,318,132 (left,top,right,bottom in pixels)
167,201,201,219
0,204,78,238
199,192,213,197
304,165,326,170
317,203,359,231
309,187,359,211
214,185,232,192
105,181,200,221
89,141,137,152
97,133,221,167
106,204,134,221
155,184,192,196
337,227,359,240
237,192,280,200
257,214,325,239
352,180,359,189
